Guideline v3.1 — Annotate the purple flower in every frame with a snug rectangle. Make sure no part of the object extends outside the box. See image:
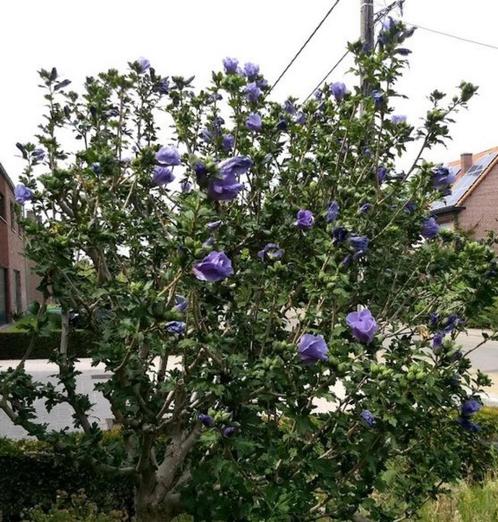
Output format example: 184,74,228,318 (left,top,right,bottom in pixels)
137,57,150,73
314,89,323,101
432,332,444,352
326,201,340,223
396,48,412,56
429,312,439,327
457,417,480,433
174,295,188,313
432,166,456,191
359,203,372,214
14,184,33,204
391,114,407,125
372,90,384,109
243,62,260,80
32,148,45,161
246,113,262,132
333,226,348,244
257,78,269,90
360,410,376,427
200,128,214,143
277,118,288,132
443,314,462,333
207,220,223,231
297,334,328,364
377,166,388,184
180,179,193,193
341,254,353,268
461,399,481,417
202,237,215,248
295,209,314,230
223,57,239,74
198,413,215,427
404,201,417,214
91,162,101,174
349,235,369,256
330,82,347,102
166,321,186,334
222,426,237,438
245,82,262,103
421,217,440,239
193,251,234,282
208,173,244,200
222,134,235,152
257,243,284,261
219,156,252,177
284,99,296,115
152,166,175,186
194,162,208,186
346,309,378,344
156,146,181,166
157,77,170,95
294,112,306,125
